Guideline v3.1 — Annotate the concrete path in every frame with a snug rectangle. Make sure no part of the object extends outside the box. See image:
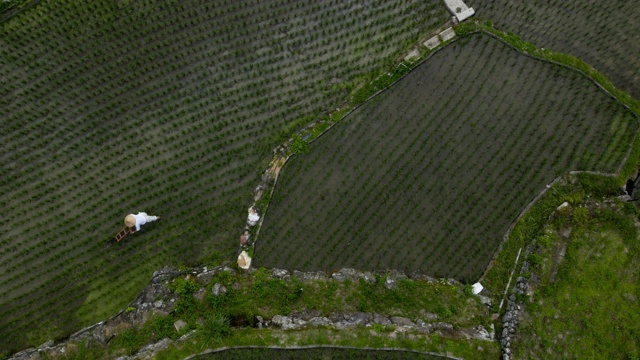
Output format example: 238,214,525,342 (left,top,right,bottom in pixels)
443,0,475,22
